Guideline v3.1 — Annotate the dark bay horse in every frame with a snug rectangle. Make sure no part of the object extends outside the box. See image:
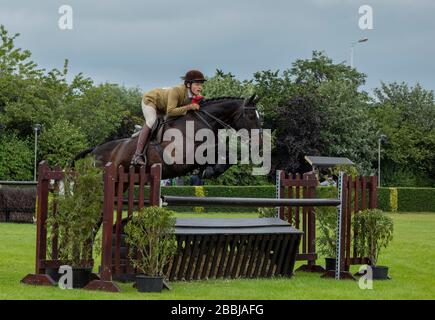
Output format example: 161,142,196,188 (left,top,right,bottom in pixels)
74,95,262,179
